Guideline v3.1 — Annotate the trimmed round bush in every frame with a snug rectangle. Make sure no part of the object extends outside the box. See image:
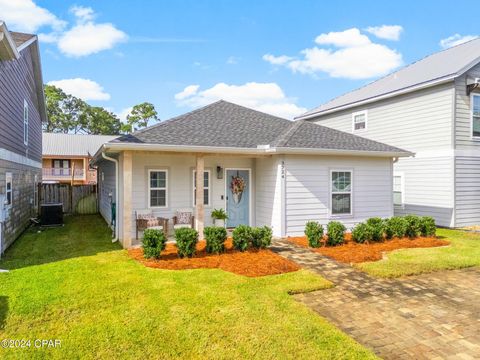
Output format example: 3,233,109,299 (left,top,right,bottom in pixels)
366,217,384,242
351,222,370,243
326,221,346,246
142,229,167,259
304,221,324,248
419,216,436,237
232,225,251,252
204,226,227,254
175,228,199,258
251,226,273,249
384,217,408,239
404,214,421,238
